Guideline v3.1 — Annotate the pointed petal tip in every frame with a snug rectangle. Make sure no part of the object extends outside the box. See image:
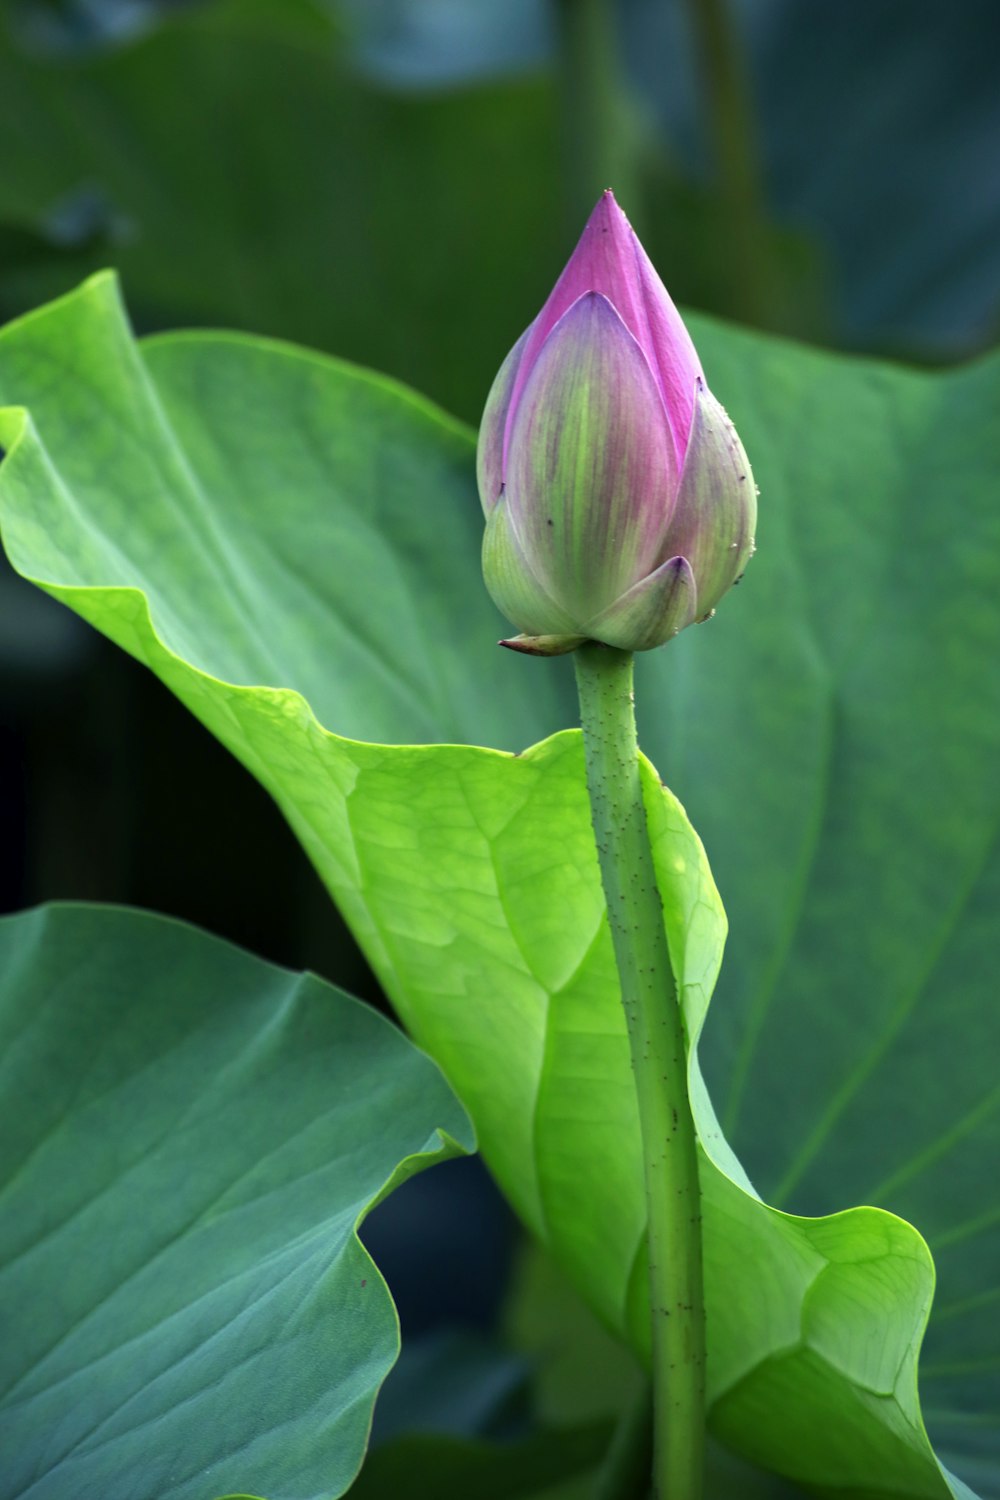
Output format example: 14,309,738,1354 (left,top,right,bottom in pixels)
565,286,630,329
585,188,631,237
592,188,637,243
